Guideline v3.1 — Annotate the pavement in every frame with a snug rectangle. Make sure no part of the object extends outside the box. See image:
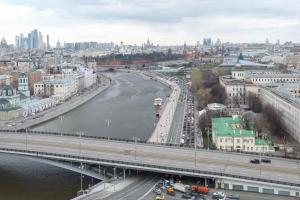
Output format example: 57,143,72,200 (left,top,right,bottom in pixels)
0,133,299,186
